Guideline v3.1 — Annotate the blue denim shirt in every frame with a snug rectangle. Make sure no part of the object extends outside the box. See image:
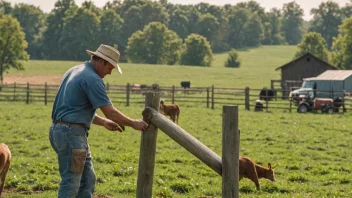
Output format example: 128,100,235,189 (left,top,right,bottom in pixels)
52,61,112,129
